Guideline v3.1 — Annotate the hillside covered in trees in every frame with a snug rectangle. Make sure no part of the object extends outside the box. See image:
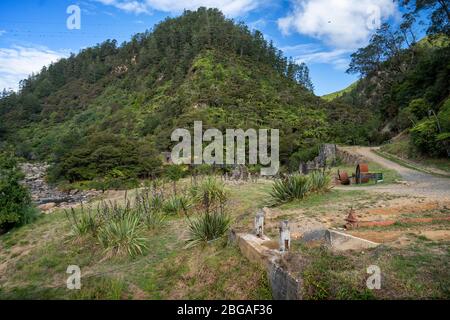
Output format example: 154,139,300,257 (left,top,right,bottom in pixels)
0,8,375,185
336,0,450,158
